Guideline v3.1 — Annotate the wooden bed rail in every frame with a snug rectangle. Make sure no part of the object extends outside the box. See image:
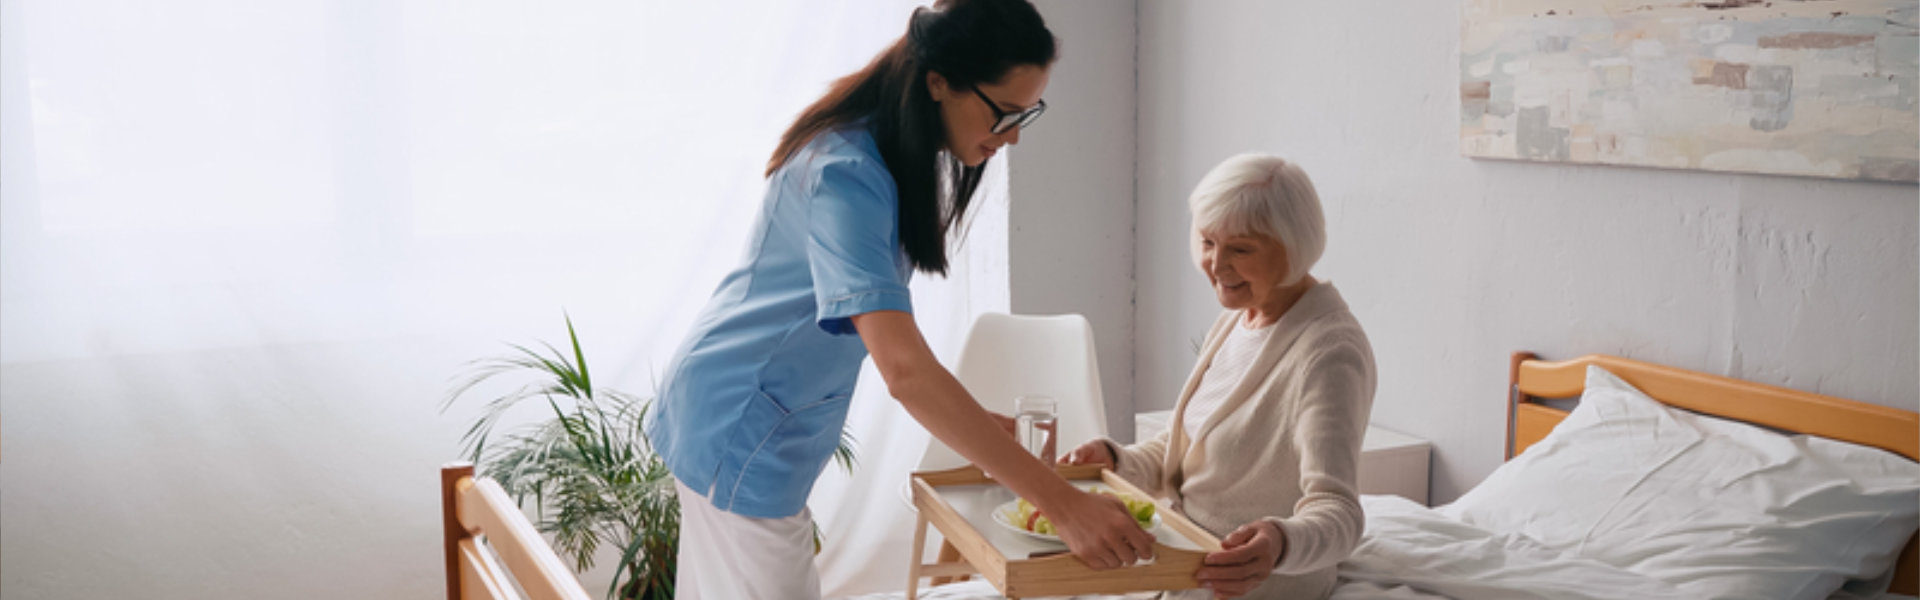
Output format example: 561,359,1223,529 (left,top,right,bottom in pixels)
1505,352,1919,596
1508,352,1918,461
442,463,592,600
